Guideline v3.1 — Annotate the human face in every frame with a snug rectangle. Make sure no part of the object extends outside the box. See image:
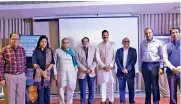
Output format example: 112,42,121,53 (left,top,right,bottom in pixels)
102,32,109,42
28,86,38,101
62,39,69,49
122,38,130,49
145,28,153,41
10,33,20,48
39,38,47,49
82,38,89,48
171,29,180,41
